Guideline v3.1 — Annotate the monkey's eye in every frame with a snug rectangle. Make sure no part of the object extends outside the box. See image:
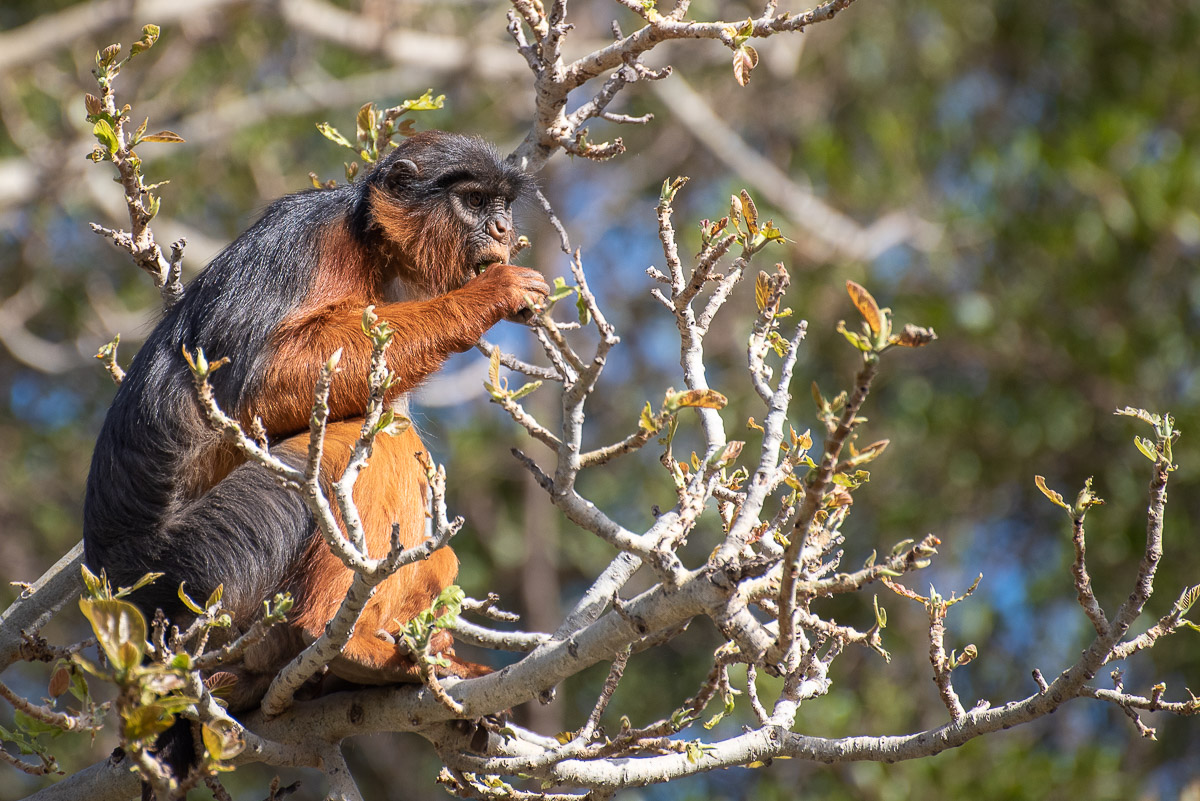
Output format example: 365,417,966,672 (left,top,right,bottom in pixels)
465,192,486,209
